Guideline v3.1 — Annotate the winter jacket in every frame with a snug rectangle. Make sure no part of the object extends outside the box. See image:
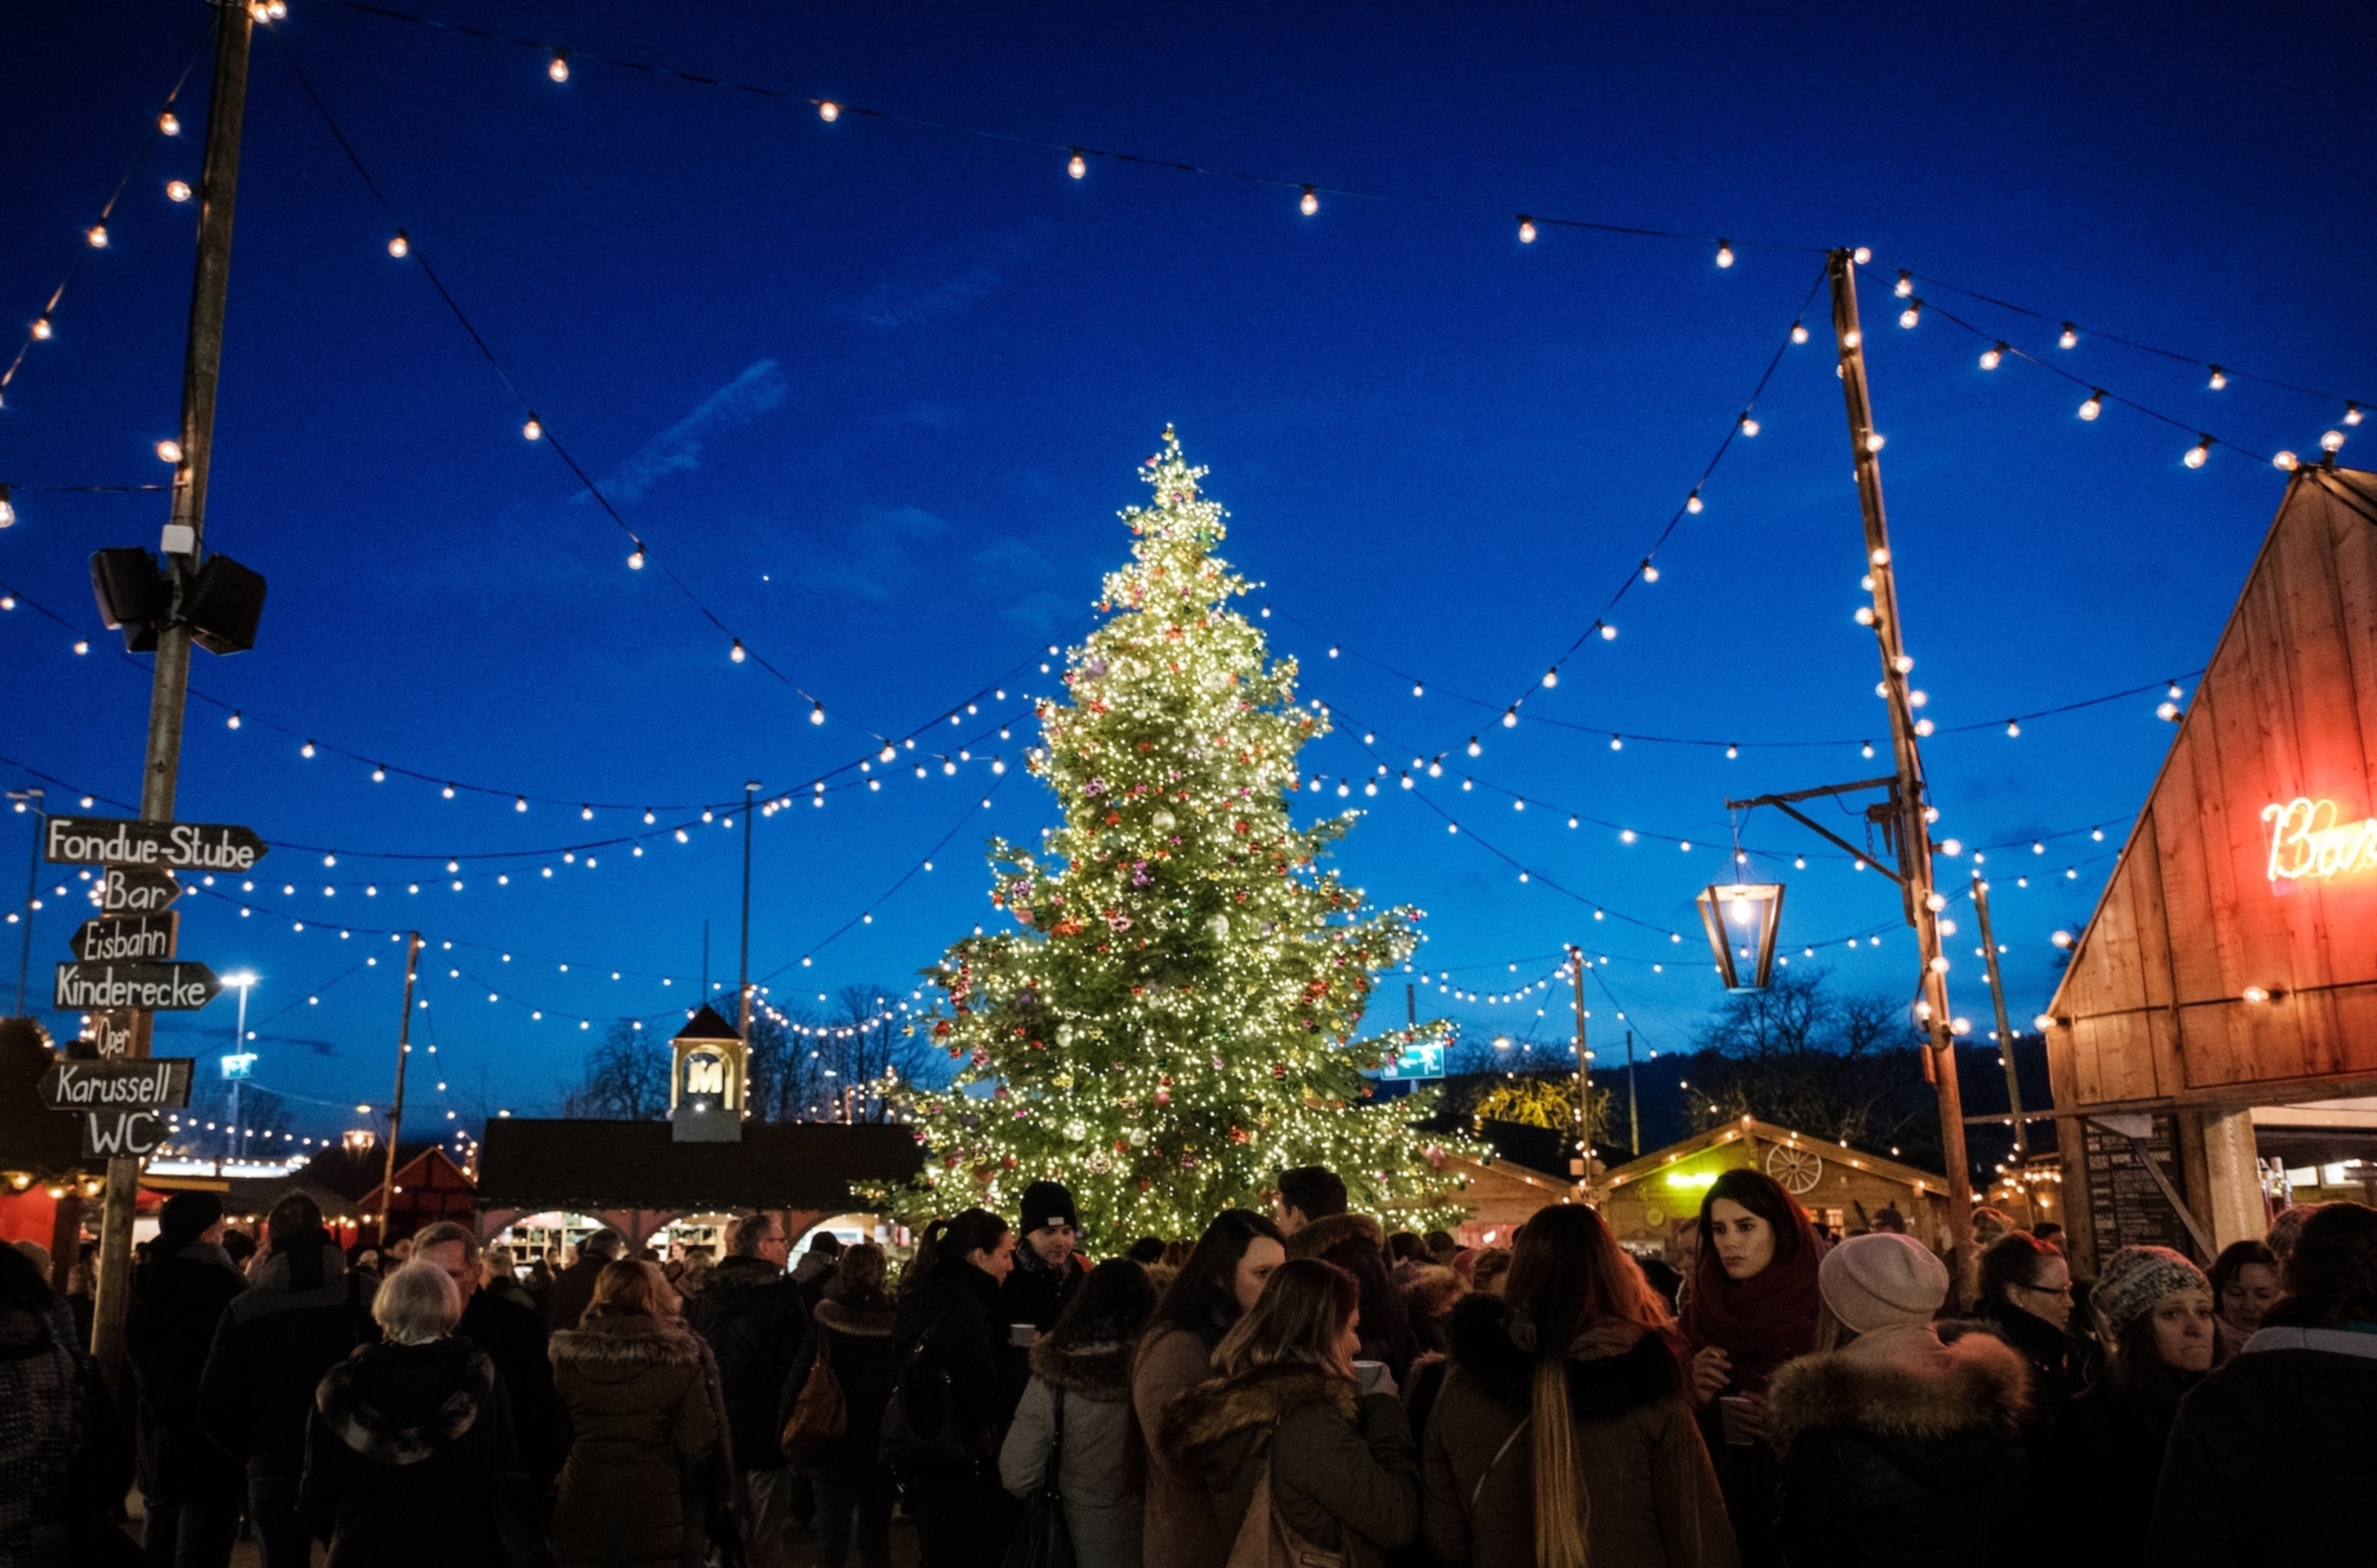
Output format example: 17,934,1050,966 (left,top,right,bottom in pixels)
199,1235,377,1480
1000,1337,1144,1568
462,1285,565,1486
545,1257,608,1335
548,1314,720,1568
1284,1215,1419,1381
998,1250,1089,1415
300,1338,515,1568
1132,1321,1229,1568
691,1255,811,1473
782,1292,900,1475
0,1294,98,1568
2061,1371,2196,1568
1763,1329,2032,1568
2147,1326,2377,1566
893,1264,1007,1460
126,1242,247,1504
1422,1295,1736,1568
1954,1300,2073,1515
1163,1364,1420,1568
